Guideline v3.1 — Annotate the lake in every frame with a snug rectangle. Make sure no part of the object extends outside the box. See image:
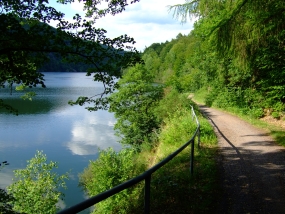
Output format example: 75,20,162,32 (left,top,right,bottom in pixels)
0,72,121,213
